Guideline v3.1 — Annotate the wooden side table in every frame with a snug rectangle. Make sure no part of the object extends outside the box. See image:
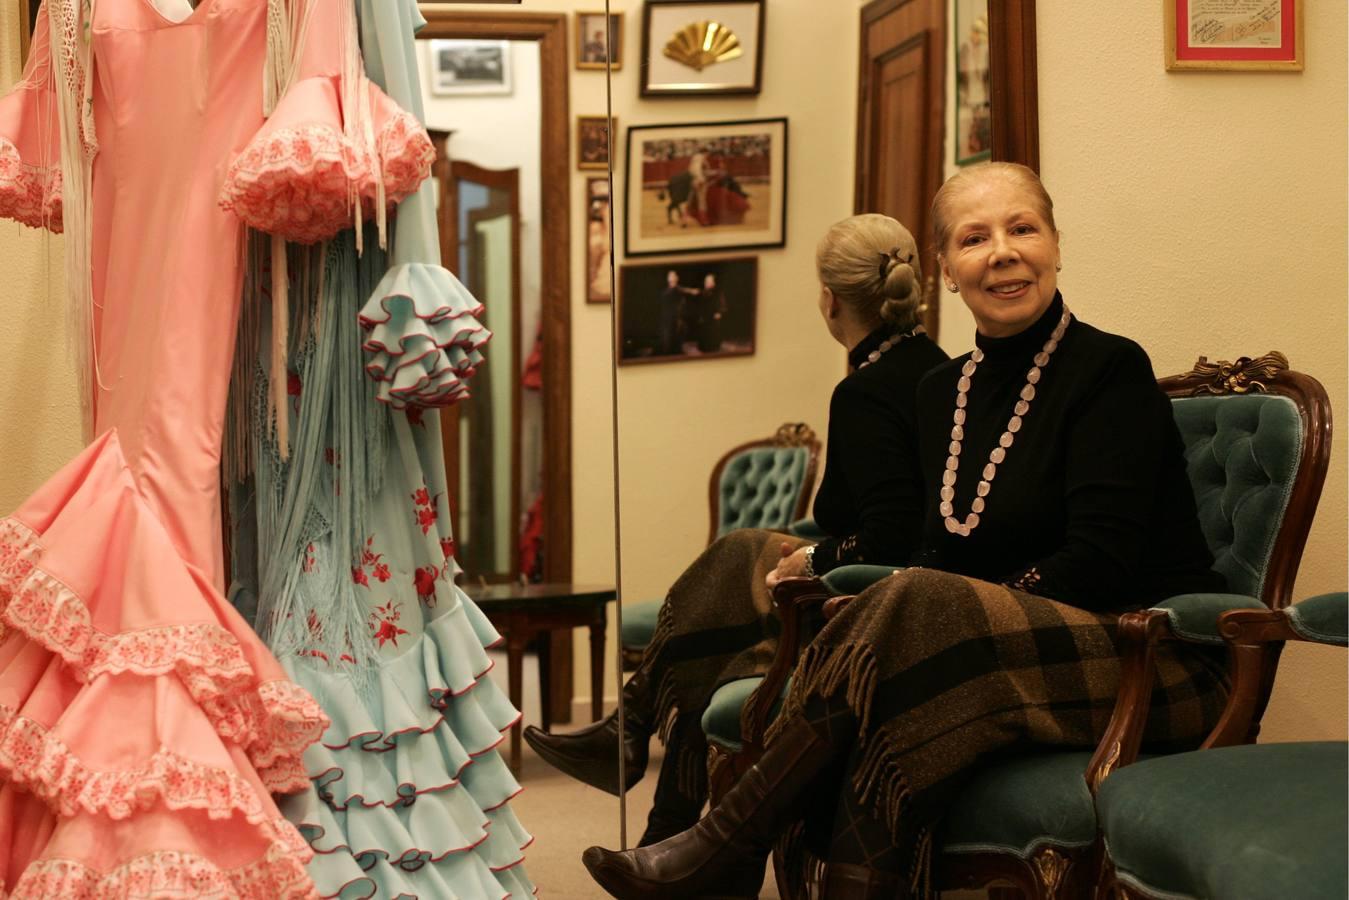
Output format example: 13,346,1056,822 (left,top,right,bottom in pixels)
464,583,617,773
